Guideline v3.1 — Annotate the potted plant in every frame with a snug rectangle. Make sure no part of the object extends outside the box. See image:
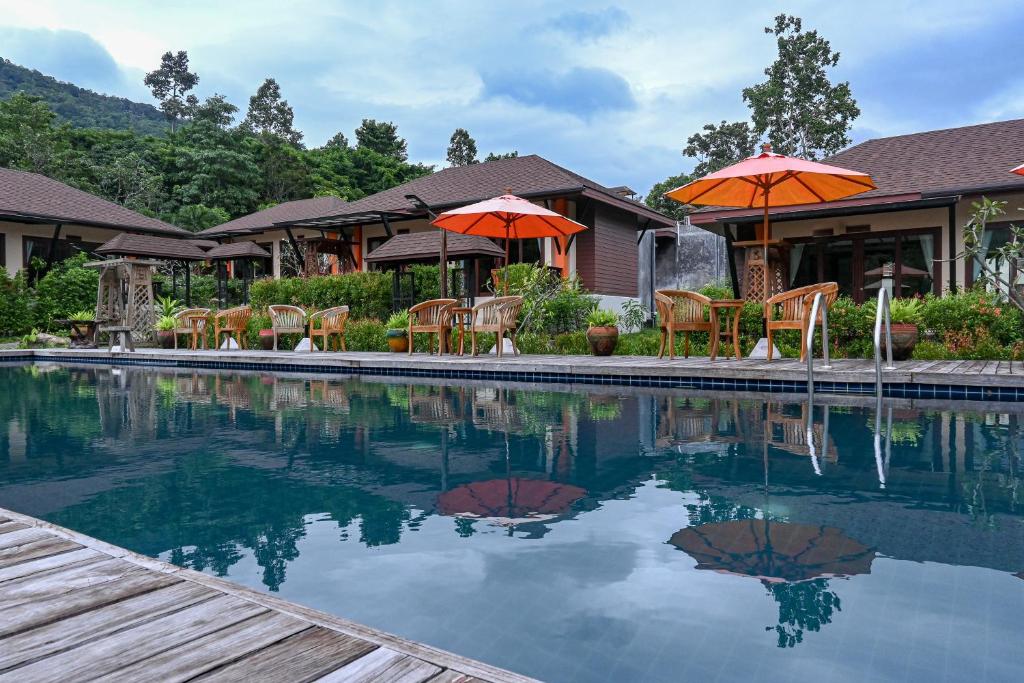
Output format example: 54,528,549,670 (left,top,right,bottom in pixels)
258,329,275,351
155,315,176,348
156,295,182,318
65,309,97,348
880,297,922,360
585,309,619,356
385,311,410,352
